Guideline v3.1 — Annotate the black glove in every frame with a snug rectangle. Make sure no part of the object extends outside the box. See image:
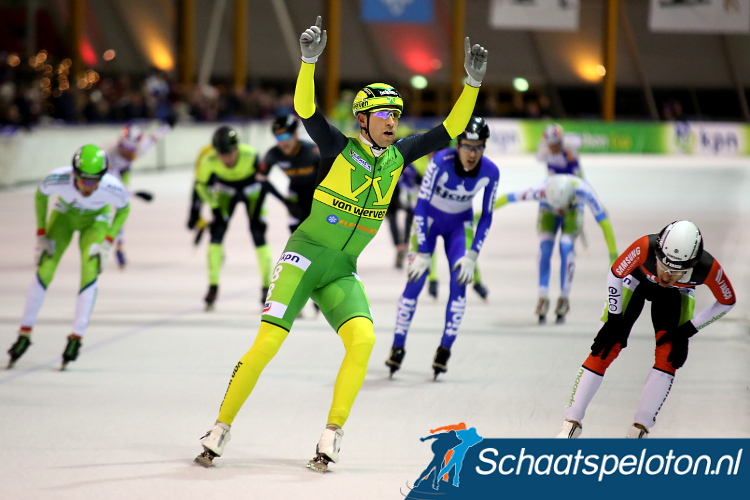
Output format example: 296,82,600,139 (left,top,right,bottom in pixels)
134,190,154,202
187,208,200,230
590,313,628,359
165,113,177,128
655,322,698,370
